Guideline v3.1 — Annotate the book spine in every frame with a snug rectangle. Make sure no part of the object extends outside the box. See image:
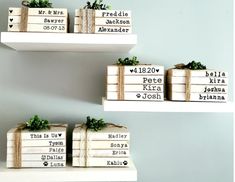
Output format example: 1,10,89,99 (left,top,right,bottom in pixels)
7,154,66,161
72,140,129,150
8,23,67,33
95,26,132,34
74,17,132,26
168,84,228,93
107,92,164,101
7,146,66,154
168,69,228,77
167,76,228,85
7,131,66,140
9,7,67,17
74,25,132,34
73,132,130,141
107,75,164,84
75,9,131,18
7,139,66,147
107,84,164,92
8,16,67,24
168,92,228,102
72,149,130,157
107,65,164,76
7,161,66,168
72,157,129,167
